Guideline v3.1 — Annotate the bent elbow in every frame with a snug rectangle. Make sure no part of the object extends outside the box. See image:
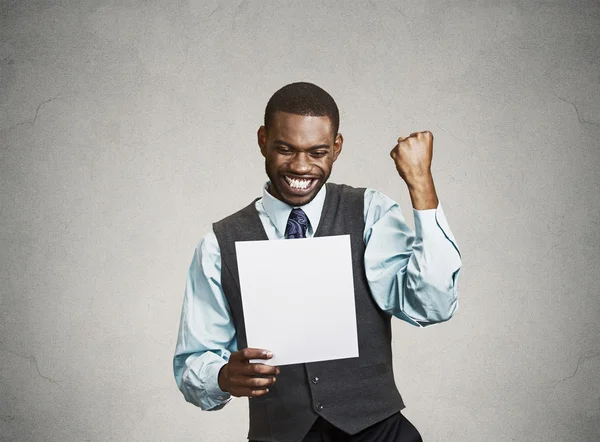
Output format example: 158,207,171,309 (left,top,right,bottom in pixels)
416,290,459,326
437,296,458,322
